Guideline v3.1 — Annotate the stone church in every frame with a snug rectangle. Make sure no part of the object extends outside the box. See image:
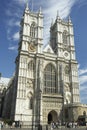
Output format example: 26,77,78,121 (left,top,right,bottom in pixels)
2,2,87,127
